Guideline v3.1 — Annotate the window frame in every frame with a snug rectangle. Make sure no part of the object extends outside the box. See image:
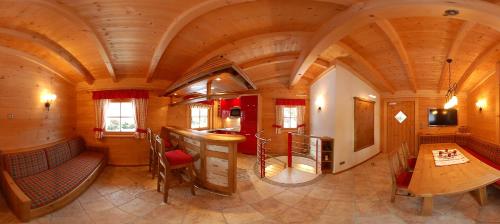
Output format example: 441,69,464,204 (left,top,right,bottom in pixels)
190,106,210,130
104,99,136,136
282,106,299,130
